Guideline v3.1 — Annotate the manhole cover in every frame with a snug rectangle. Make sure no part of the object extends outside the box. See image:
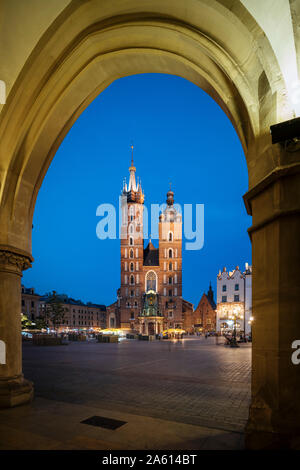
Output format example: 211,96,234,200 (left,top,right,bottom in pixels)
80,415,127,430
